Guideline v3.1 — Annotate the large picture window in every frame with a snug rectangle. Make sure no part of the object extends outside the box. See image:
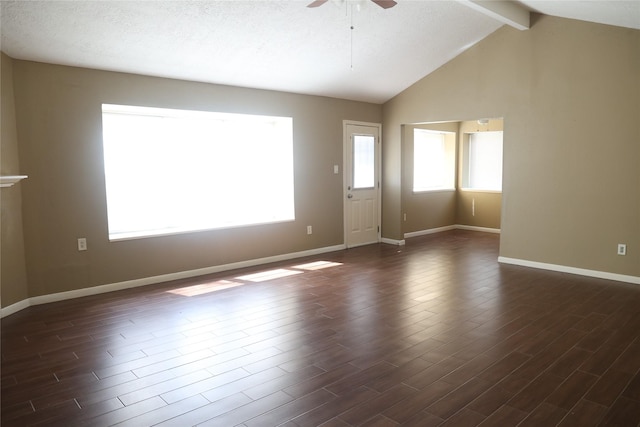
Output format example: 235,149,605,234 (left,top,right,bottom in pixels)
101,104,295,240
